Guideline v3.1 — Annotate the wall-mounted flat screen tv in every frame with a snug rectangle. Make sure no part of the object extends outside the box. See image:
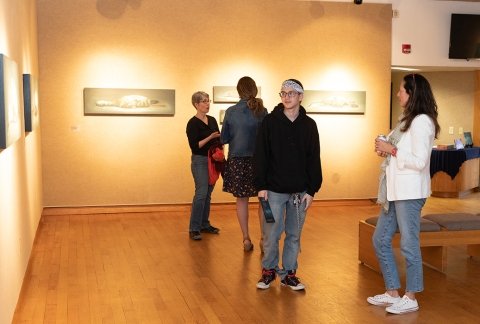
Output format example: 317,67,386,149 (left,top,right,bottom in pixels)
449,13,480,60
